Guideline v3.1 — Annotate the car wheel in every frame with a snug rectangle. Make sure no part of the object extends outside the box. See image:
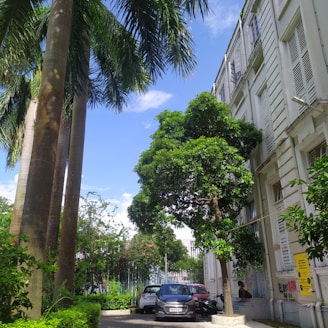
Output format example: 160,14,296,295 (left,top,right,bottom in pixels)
139,308,144,314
